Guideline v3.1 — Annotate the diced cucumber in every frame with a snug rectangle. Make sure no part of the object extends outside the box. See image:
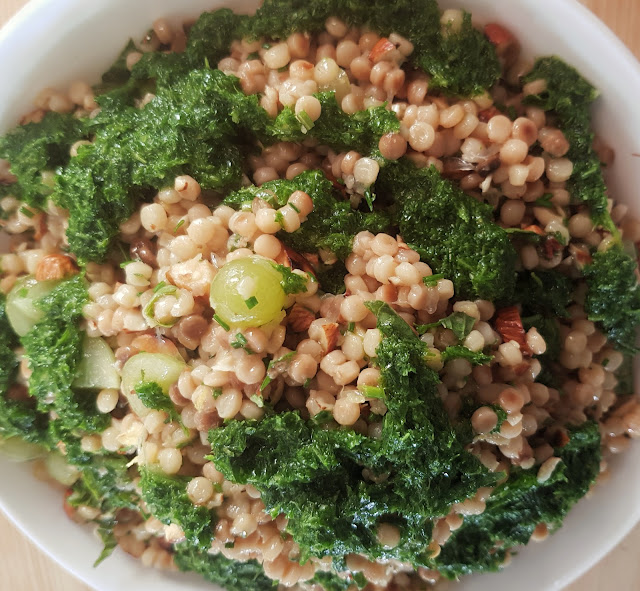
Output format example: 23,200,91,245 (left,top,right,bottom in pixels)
45,451,80,486
121,352,186,417
0,437,47,462
72,335,121,391
6,275,60,336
